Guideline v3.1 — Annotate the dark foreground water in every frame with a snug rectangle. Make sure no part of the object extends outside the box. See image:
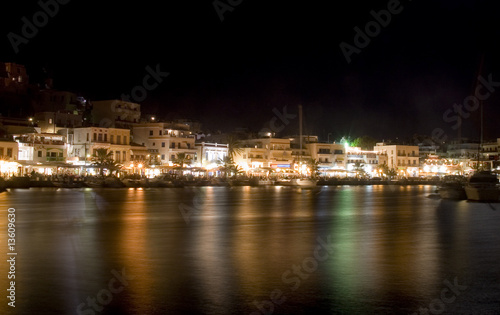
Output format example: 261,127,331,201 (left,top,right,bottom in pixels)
1,185,499,315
